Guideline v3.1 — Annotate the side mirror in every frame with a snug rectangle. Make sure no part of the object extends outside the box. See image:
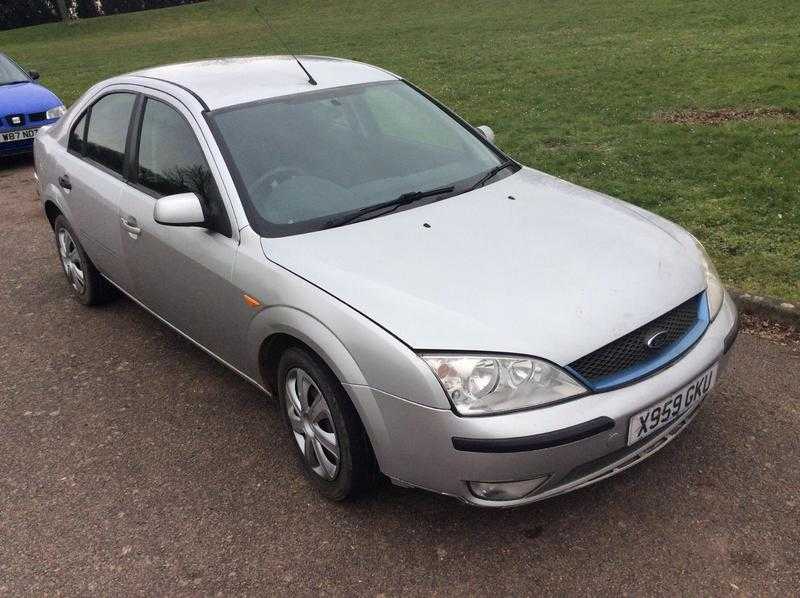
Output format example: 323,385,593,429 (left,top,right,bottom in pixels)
153,192,206,227
476,125,495,144
28,70,40,80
